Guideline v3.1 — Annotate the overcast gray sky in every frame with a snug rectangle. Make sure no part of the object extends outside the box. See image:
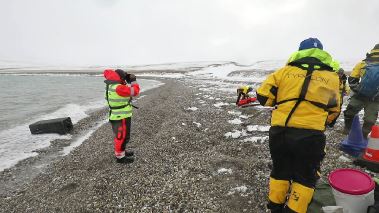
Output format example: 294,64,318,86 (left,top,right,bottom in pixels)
0,0,378,66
